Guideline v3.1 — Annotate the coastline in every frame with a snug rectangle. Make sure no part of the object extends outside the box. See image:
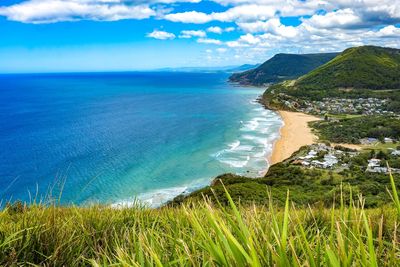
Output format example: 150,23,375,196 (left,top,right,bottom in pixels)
269,110,321,165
